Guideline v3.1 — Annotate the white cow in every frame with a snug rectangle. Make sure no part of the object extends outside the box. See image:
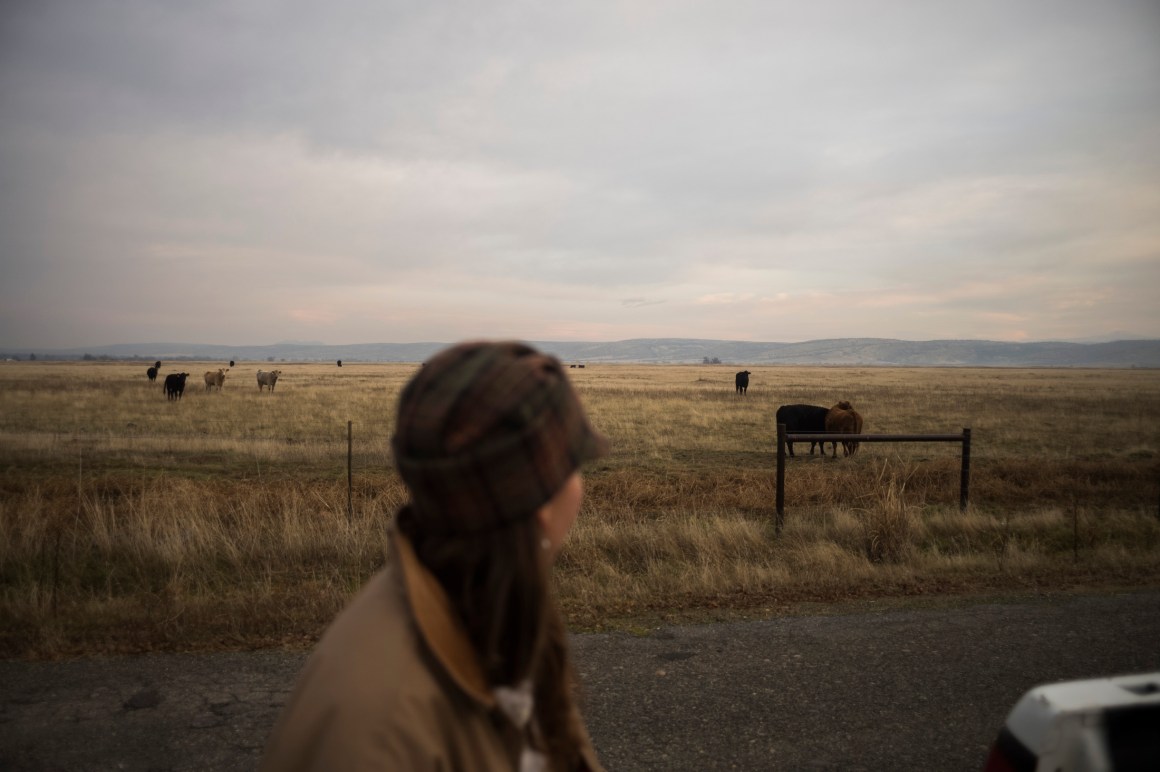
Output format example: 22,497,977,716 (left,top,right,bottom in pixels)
256,369,282,392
